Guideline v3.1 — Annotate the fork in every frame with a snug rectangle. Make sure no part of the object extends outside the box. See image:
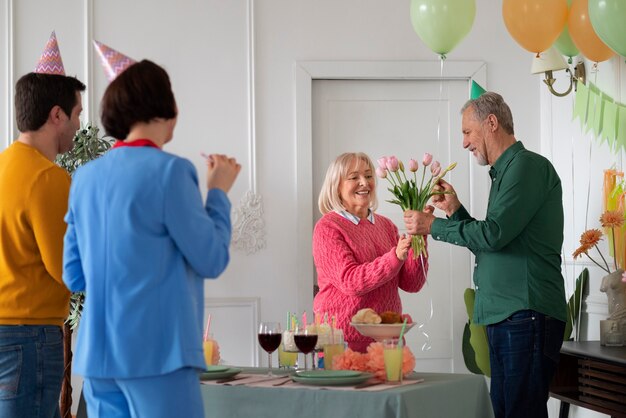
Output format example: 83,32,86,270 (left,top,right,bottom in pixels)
216,376,246,384
354,380,383,389
272,377,292,386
